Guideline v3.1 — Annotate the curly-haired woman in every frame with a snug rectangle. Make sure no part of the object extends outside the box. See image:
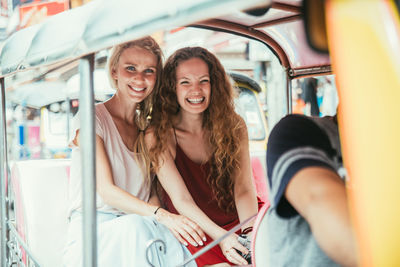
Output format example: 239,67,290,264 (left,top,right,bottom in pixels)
146,47,263,266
